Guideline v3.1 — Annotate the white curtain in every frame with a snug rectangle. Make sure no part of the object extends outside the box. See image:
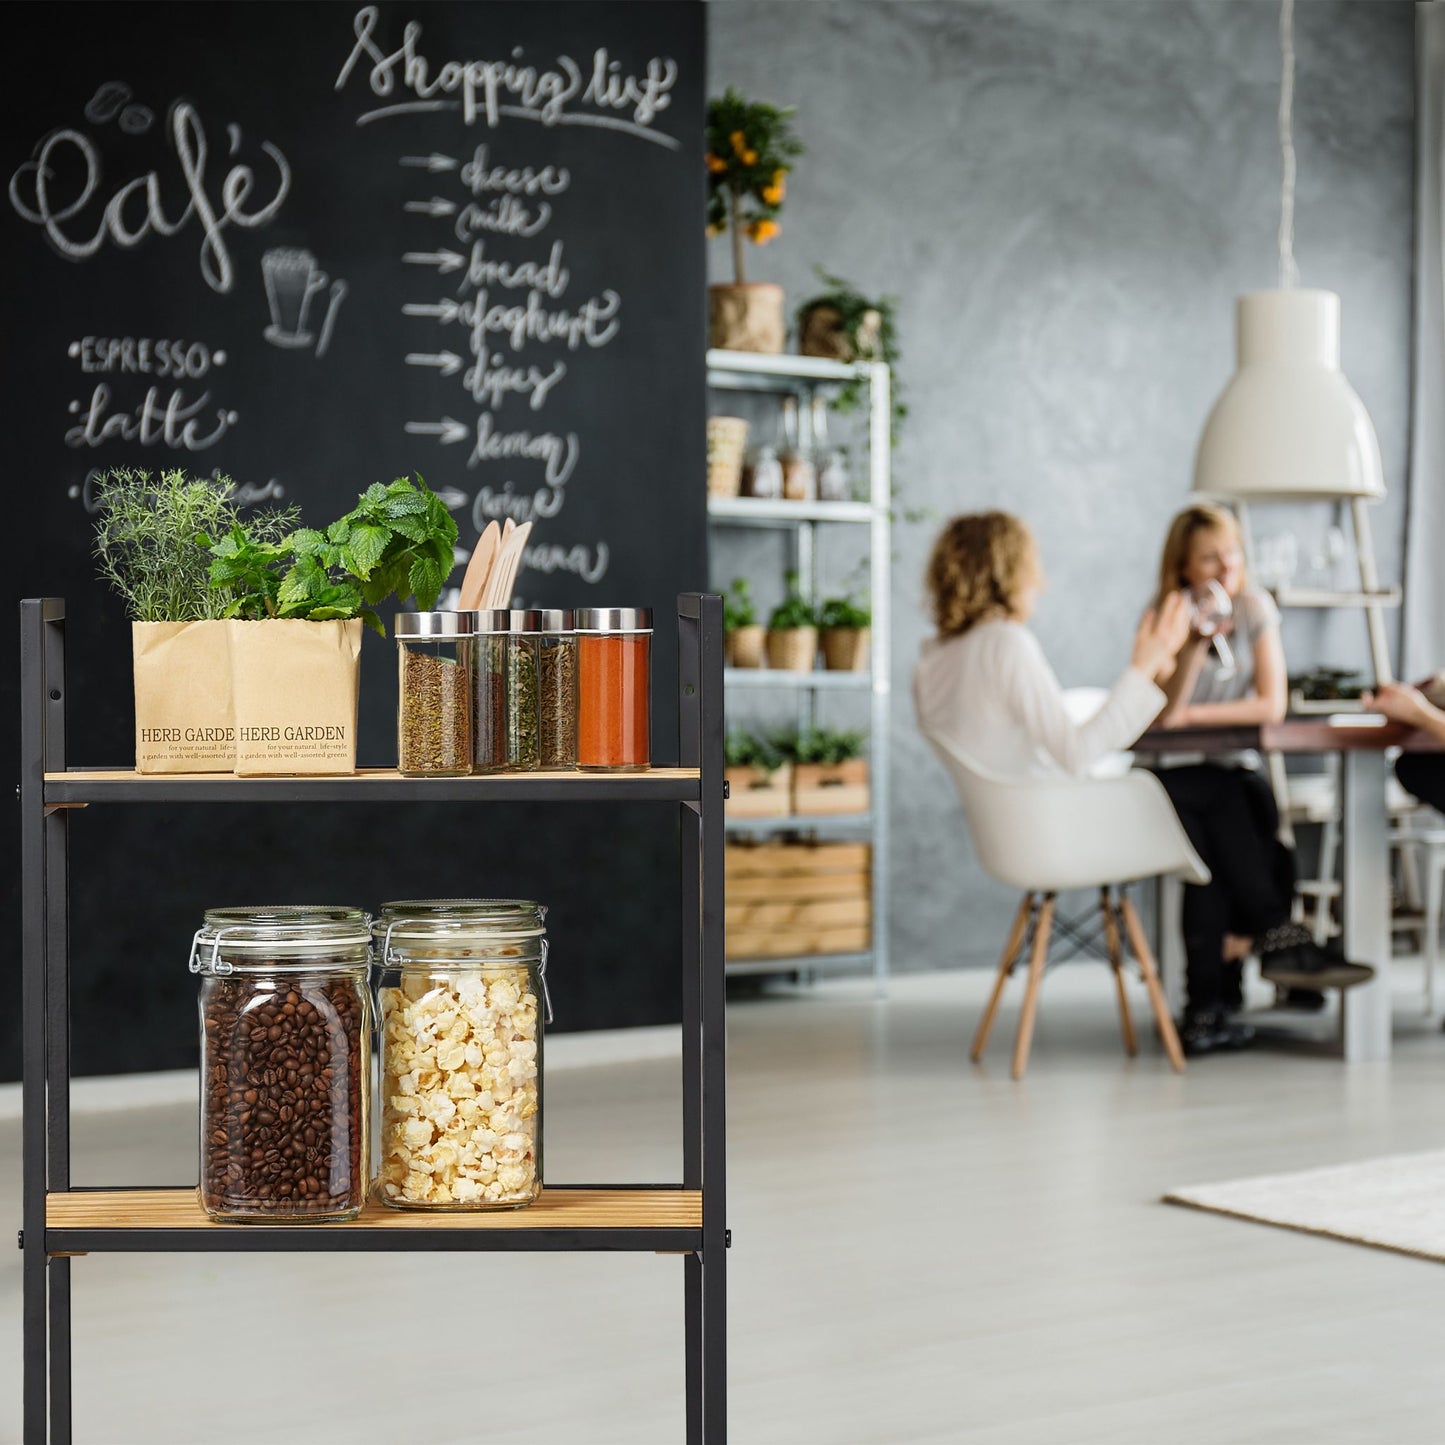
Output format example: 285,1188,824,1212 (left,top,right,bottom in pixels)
1405,2,1445,678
